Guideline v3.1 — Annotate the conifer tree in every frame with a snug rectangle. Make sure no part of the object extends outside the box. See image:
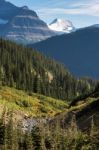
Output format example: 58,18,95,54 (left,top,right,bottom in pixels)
24,132,33,150
0,119,5,150
4,112,14,150
31,126,42,150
